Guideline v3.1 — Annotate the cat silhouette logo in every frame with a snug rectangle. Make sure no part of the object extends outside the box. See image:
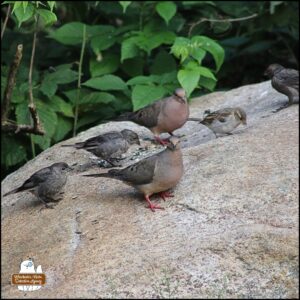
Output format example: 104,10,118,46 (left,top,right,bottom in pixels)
11,258,46,291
